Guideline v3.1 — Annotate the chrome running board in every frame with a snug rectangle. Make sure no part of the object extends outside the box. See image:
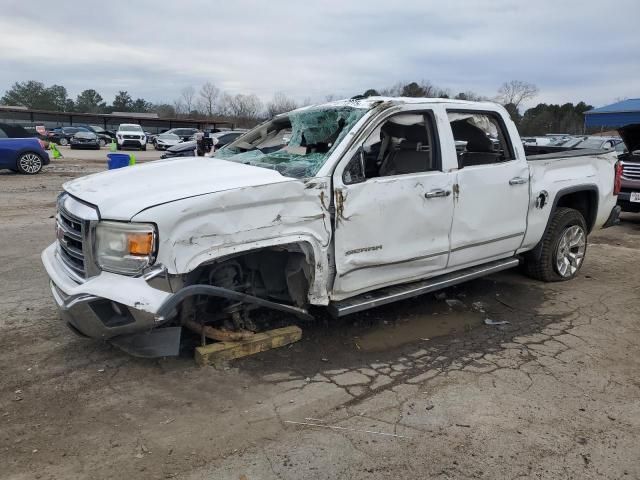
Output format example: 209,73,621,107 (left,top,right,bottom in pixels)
328,257,520,318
